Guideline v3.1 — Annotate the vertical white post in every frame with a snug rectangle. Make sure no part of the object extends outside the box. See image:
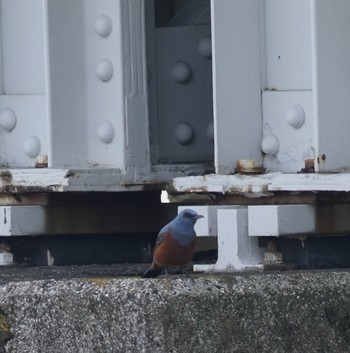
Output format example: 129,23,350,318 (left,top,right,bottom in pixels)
211,0,262,174
311,0,350,172
43,0,130,169
43,0,89,167
194,208,264,272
